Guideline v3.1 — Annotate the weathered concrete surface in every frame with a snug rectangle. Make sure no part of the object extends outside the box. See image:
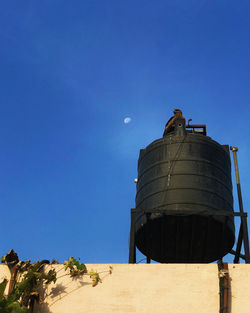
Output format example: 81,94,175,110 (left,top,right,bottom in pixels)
1,264,250,313
229,264,250,313
0,265,11,295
